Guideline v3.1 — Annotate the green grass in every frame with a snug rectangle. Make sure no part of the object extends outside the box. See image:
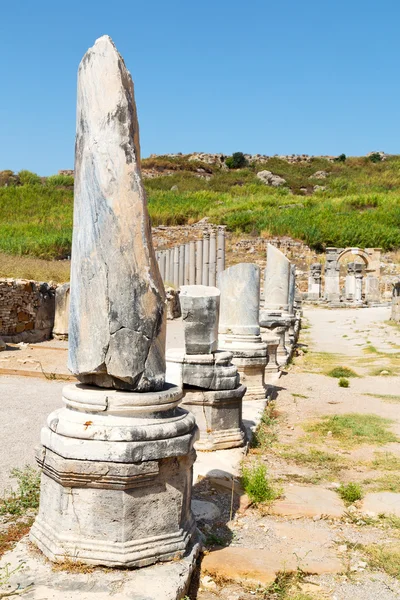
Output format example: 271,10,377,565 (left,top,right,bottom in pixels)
365,474,400,493
327,366,358,378
3,155,400,260
251,404,279,450
0,466,40,516
372,452,400,471
241,463,280,505
363,393,400,403
364,543,400,579
338,377,350,387
338,482,363,504
305,413,398,447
